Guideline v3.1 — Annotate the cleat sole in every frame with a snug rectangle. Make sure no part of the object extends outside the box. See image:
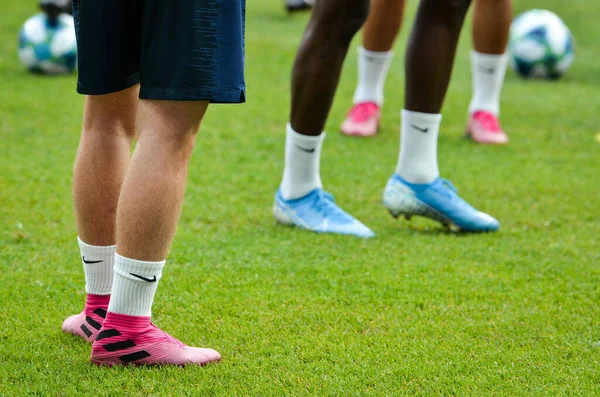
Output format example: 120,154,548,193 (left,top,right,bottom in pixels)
384,182,462,232
273,201,295,226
